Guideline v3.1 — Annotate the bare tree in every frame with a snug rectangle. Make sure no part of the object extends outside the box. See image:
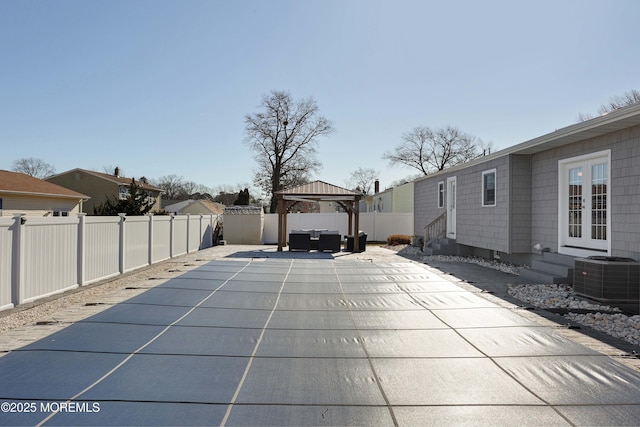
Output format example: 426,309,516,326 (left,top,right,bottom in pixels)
244,90,334,212
383,126,484,175
578,89,640,121
11,158,56,179
598,89,640,115
180,181,199,199
153,174,186,200
346,167,378,195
